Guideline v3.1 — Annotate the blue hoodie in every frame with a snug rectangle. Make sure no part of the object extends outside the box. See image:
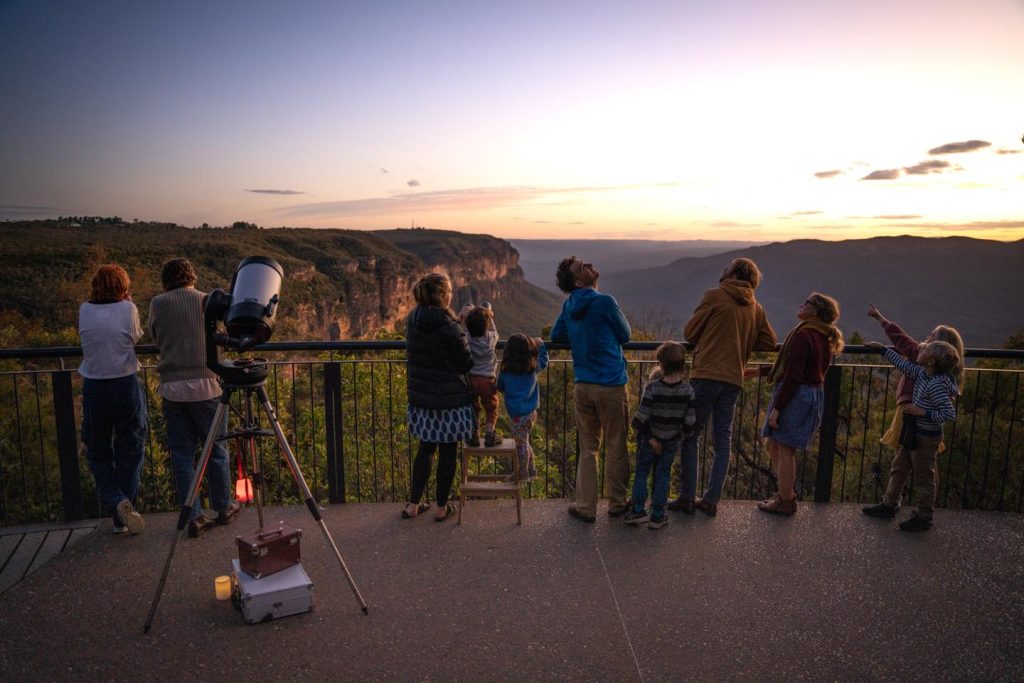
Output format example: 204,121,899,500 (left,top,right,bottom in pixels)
550,288,630,386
